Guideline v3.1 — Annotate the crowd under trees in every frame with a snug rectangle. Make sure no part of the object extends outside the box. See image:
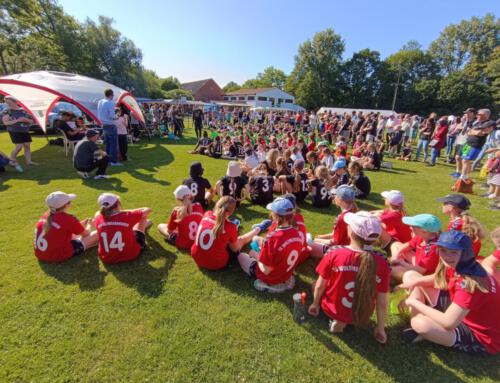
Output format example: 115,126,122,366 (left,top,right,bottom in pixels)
0,1,498,115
